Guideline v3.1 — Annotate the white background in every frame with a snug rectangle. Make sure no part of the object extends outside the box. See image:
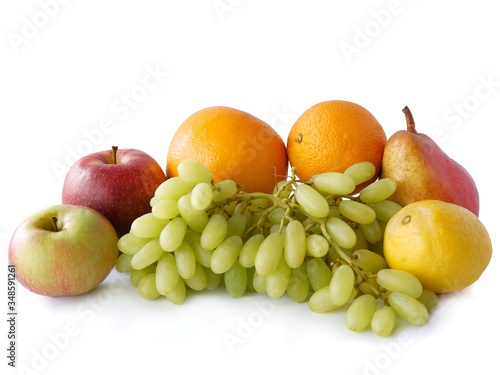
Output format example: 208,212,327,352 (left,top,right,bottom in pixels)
1,1,499,374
